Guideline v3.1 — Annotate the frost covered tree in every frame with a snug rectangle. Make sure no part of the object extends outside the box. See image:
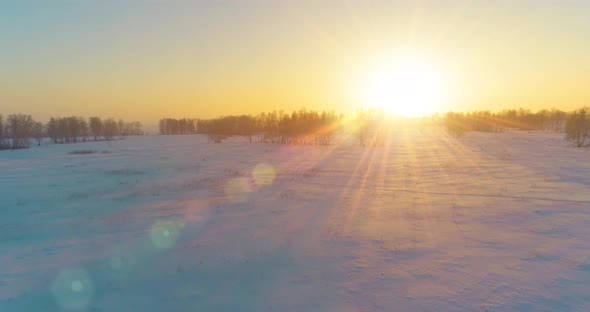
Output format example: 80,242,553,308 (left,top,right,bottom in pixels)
0,115,7,149
117,119,126,137
129,121,143,135
102,118,118,140
445,112,468,138
65,116,84,143
89,117,103,141
78,117,89,142
548,109,567,132
46,117,58,143
7,114,35,149
565,108,590,147
33,121,44,146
